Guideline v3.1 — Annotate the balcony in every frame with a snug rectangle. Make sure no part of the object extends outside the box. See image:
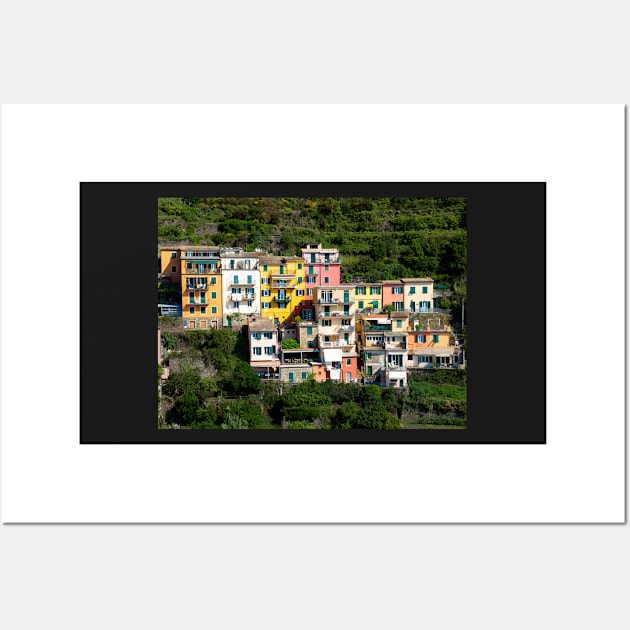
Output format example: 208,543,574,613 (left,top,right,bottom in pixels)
186,284,208,291
364,324,392,332
188,299,208,306
318,311,354,319
340,325,355,332
230,280,257,287
274,296,292,304
183,267,220,275
270,282,296,289
319,341,344,348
